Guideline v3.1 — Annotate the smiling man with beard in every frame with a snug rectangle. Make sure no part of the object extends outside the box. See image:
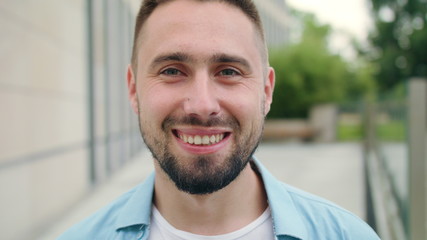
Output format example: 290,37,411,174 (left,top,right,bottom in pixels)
58,0,380,239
